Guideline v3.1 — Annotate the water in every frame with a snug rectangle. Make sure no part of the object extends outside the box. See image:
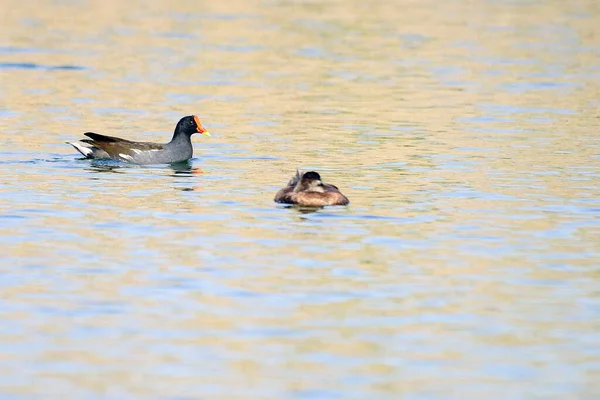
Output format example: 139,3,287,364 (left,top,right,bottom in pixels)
1,0,599,398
